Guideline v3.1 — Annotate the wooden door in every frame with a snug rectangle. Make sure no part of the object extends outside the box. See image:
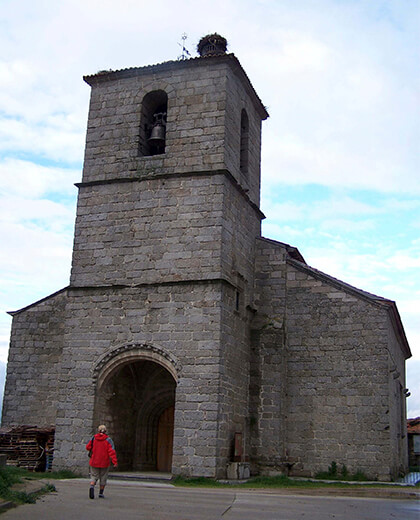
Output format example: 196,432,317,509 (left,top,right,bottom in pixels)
157,406,174,472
